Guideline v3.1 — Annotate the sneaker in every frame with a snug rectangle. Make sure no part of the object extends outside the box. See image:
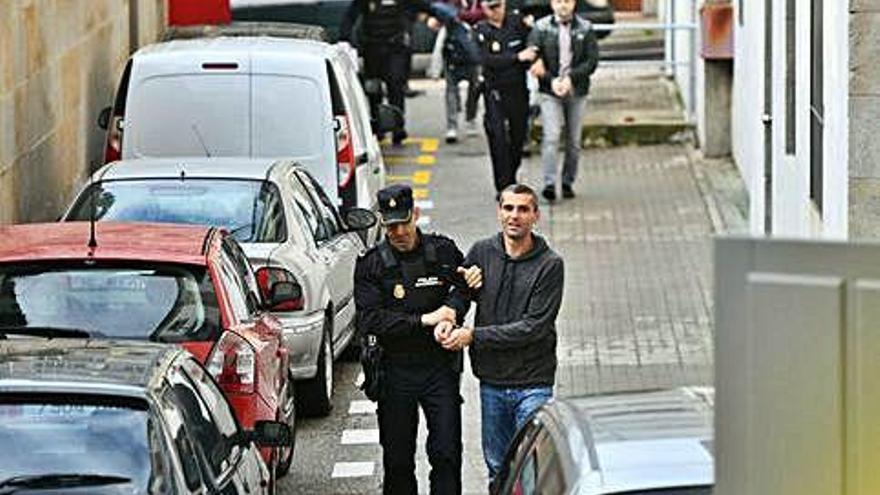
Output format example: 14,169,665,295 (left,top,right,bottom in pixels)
464,120,479,137
562,184,575,199
542,185,556,202
392,130,408,147
445,128,458,144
